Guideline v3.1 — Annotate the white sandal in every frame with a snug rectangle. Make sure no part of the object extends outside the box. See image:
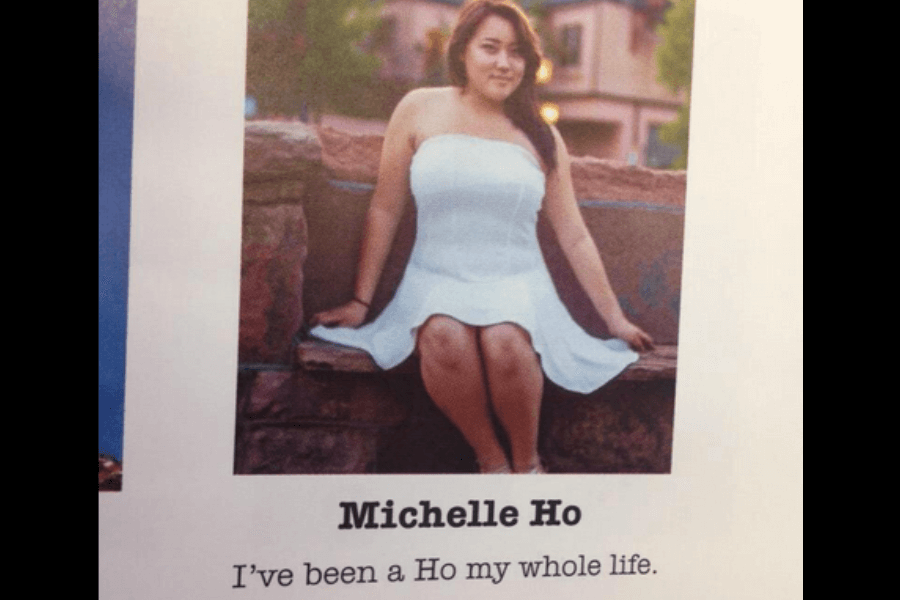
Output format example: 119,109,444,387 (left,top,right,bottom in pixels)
515,460,546,474
479,461,512,474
